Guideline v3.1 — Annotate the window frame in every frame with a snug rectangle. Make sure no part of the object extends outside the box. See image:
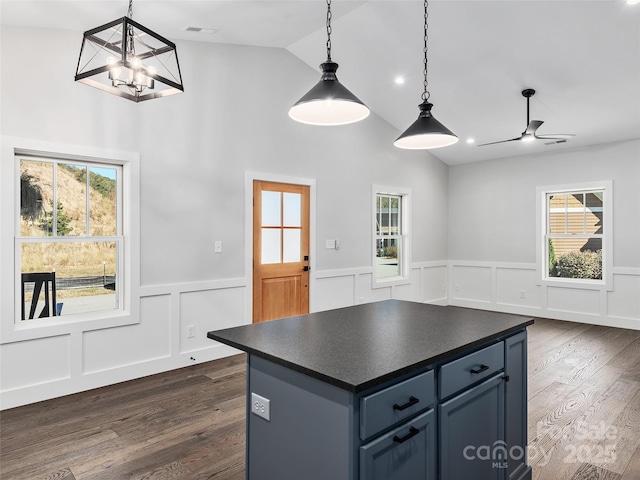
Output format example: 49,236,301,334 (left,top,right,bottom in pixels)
1,137,140,342
372,185,411,288
536,180,613,291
